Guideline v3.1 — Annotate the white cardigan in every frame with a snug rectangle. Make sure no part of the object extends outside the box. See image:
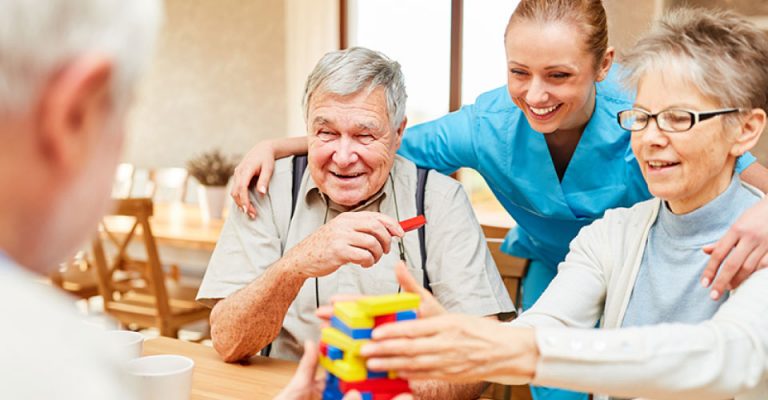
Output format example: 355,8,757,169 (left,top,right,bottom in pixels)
508,191,768,400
